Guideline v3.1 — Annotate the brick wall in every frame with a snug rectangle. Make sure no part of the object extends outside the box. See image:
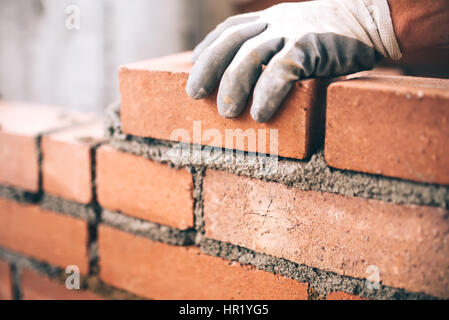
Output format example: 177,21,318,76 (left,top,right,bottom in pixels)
0,52,448,300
